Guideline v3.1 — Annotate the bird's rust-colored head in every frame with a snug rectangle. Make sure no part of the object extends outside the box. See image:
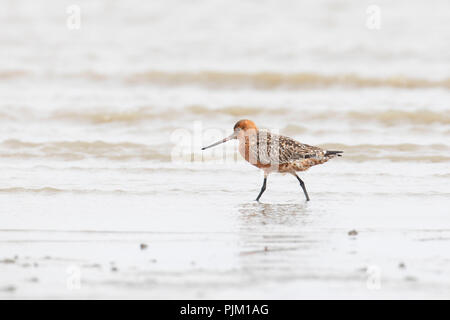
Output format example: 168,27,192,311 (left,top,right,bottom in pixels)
233,119,257,132
201,119,257,150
